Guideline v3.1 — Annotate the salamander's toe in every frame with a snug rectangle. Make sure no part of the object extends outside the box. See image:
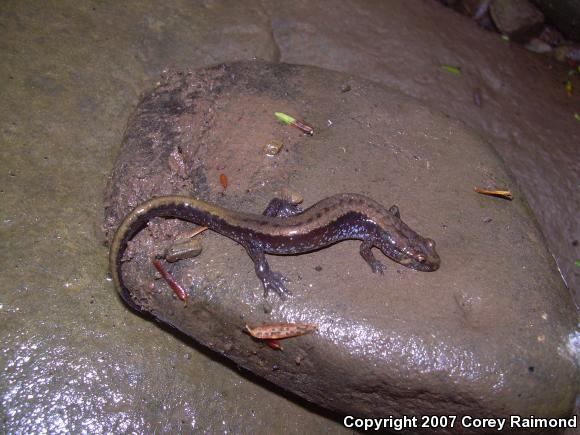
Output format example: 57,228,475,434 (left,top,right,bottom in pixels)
370,260,387,275
263,271,292,299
